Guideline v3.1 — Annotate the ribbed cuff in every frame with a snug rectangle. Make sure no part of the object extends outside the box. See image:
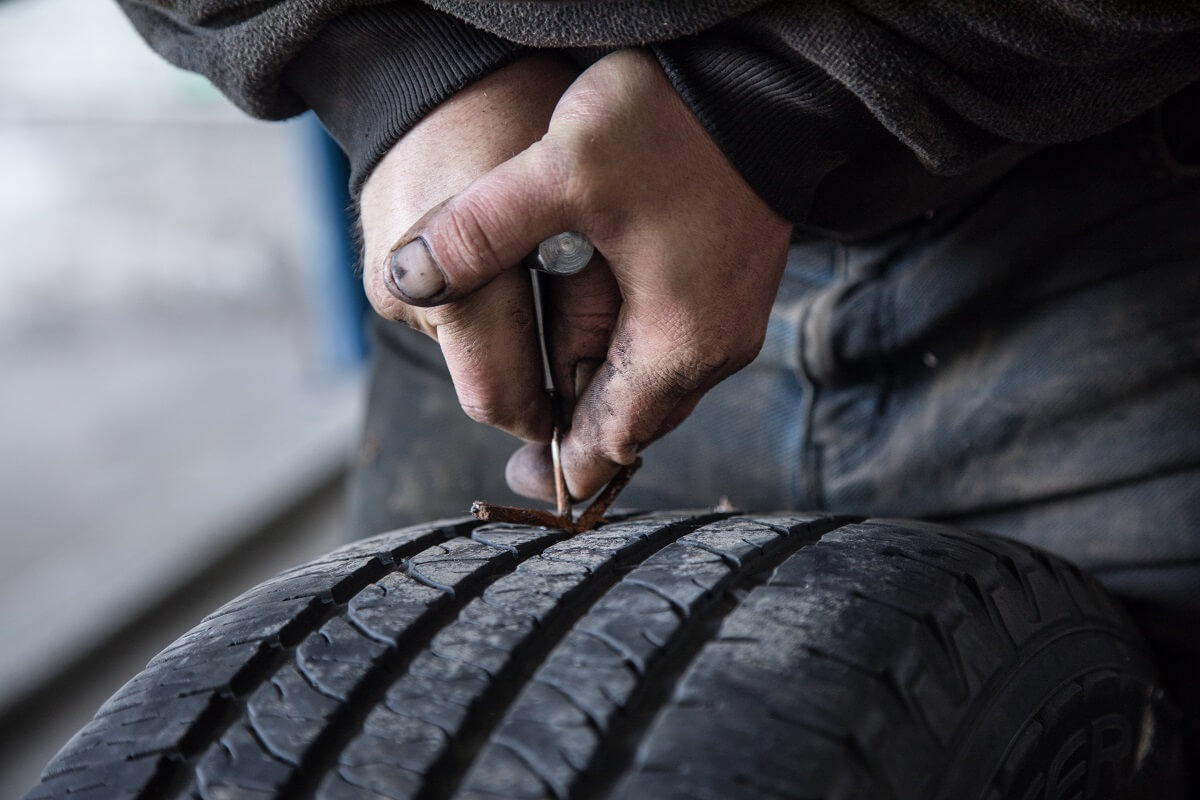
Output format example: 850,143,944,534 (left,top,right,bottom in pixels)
284,6,529,194
652,26,885,225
